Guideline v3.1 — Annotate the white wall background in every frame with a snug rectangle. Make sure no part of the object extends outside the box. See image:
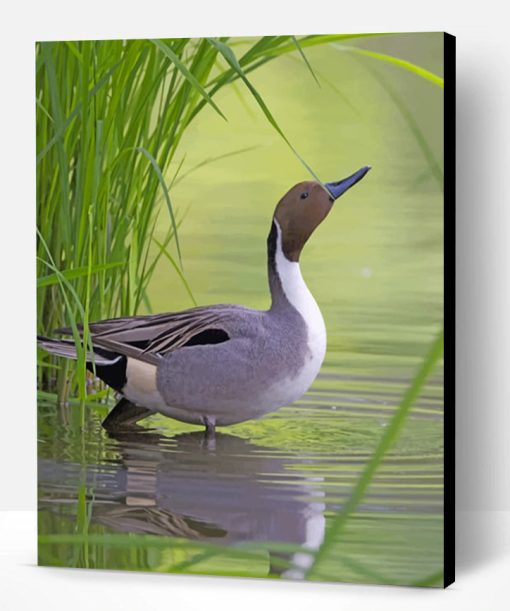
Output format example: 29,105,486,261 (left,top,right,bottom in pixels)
1,2,509,609
0,0,508,523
